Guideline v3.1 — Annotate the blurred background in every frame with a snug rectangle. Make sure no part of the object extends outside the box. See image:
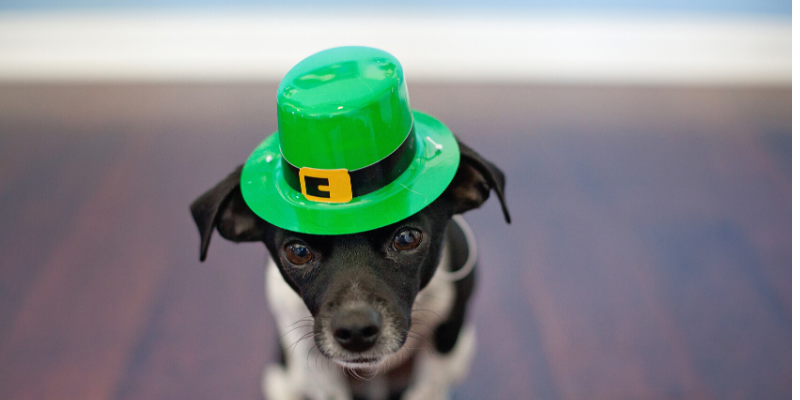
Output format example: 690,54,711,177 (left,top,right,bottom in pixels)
0,1,791,400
